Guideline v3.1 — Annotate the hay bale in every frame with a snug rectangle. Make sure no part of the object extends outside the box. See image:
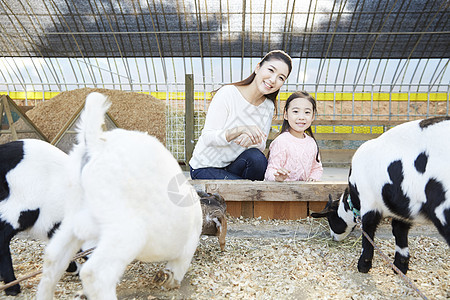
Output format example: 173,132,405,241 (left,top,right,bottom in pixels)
26,88,166,145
